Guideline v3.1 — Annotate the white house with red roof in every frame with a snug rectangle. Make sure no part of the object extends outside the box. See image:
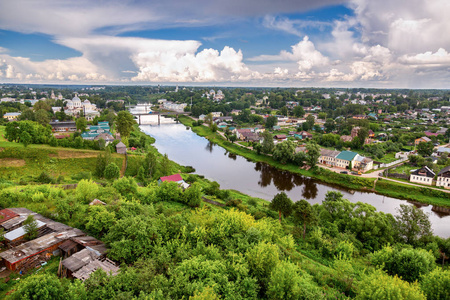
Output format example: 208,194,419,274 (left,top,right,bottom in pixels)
158,174,190,189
